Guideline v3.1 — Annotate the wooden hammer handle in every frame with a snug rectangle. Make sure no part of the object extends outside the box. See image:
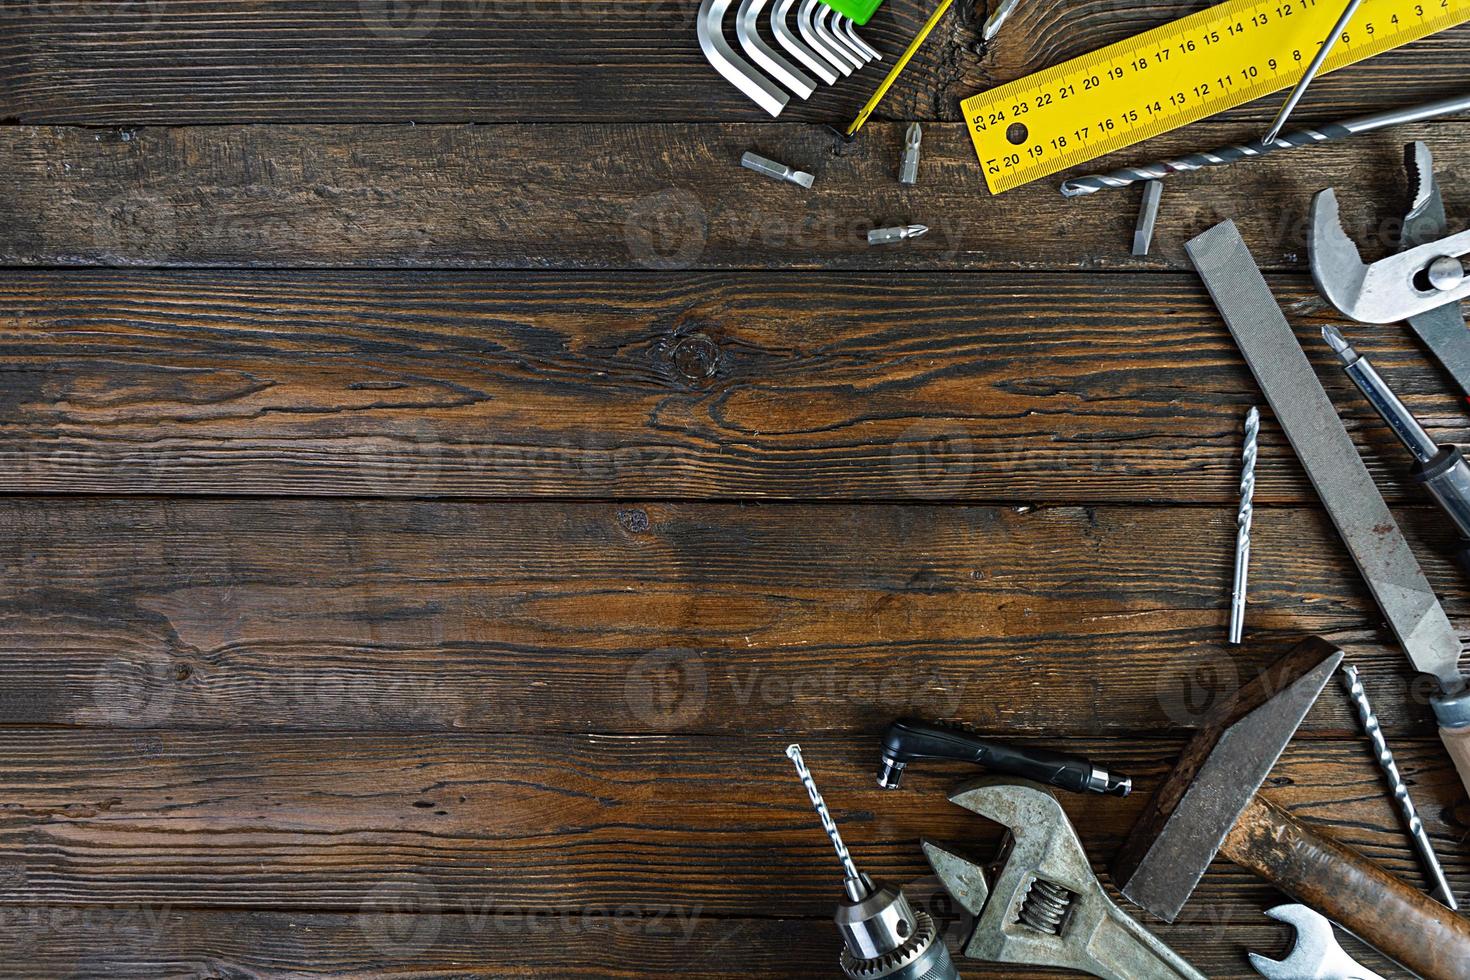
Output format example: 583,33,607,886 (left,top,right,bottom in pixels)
1222,794,1470,980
